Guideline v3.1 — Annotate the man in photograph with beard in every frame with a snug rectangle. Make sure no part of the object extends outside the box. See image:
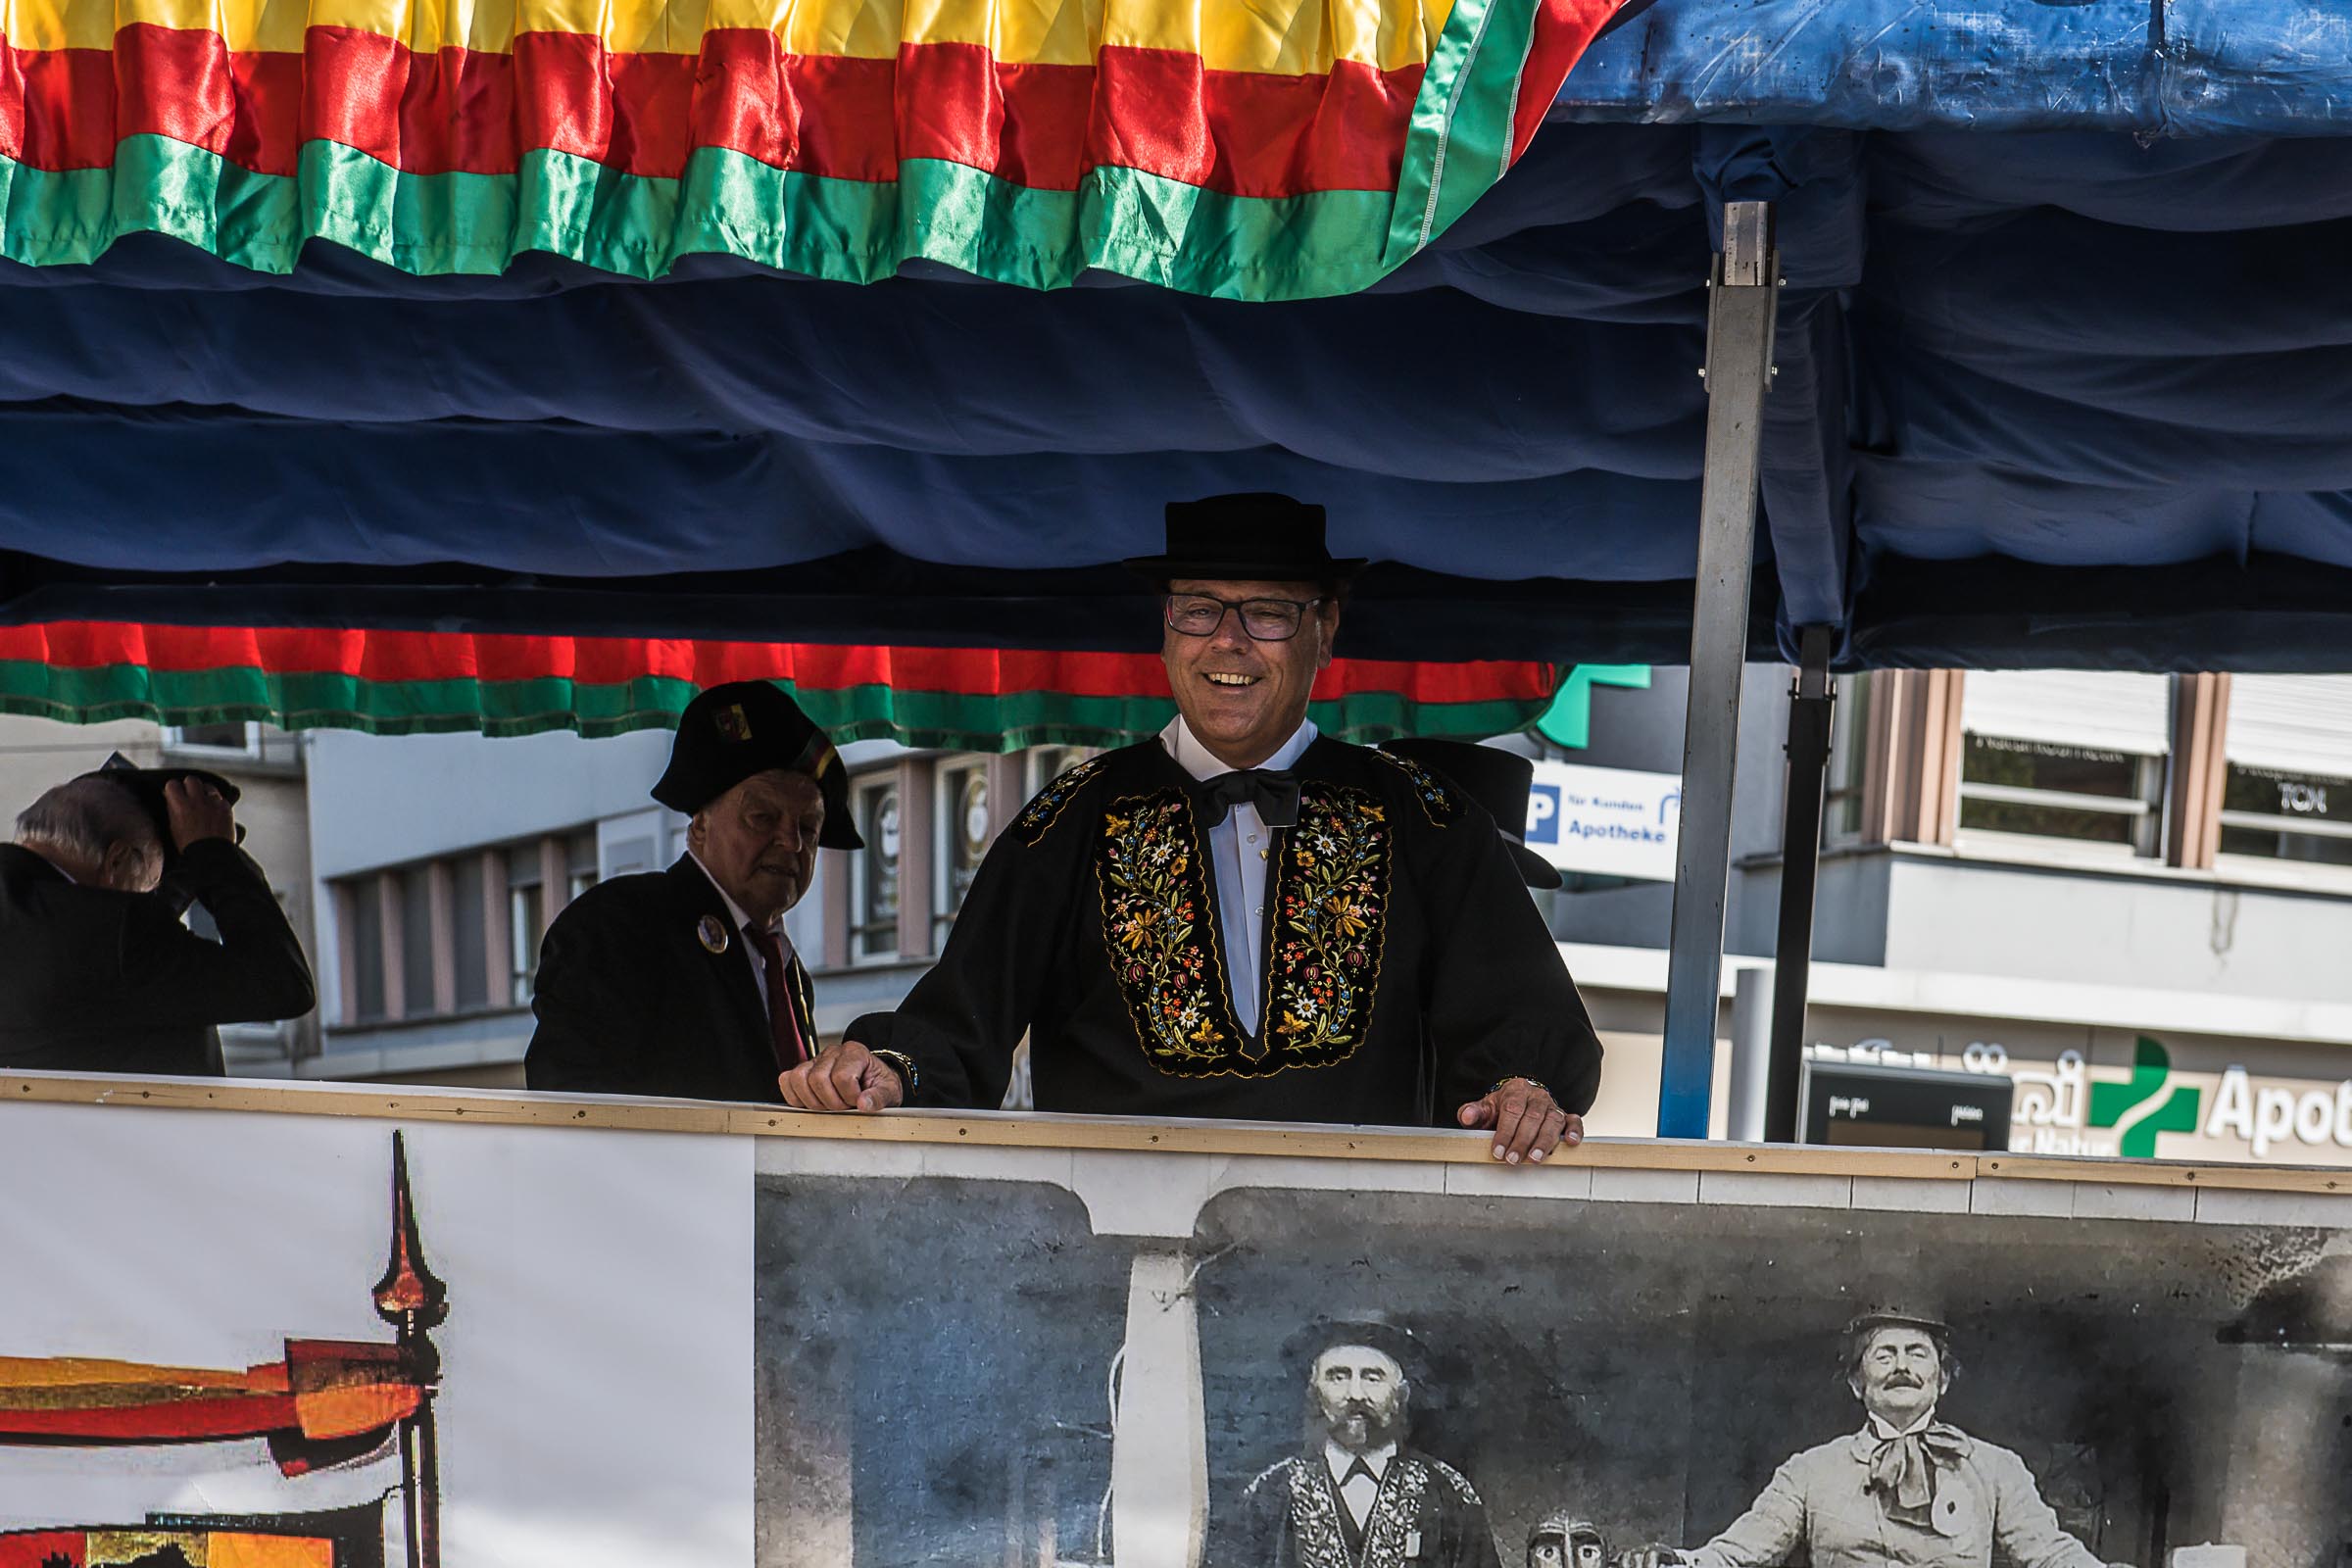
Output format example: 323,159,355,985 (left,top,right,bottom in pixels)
1218,1318,1500,1568
1617,1310,2113,1568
